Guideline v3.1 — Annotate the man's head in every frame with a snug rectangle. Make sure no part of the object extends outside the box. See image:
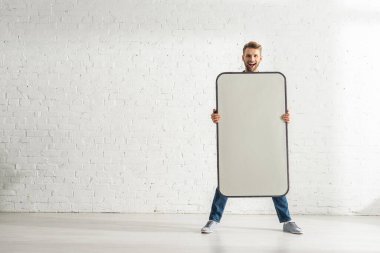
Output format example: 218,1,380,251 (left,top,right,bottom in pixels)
242,41,262,72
